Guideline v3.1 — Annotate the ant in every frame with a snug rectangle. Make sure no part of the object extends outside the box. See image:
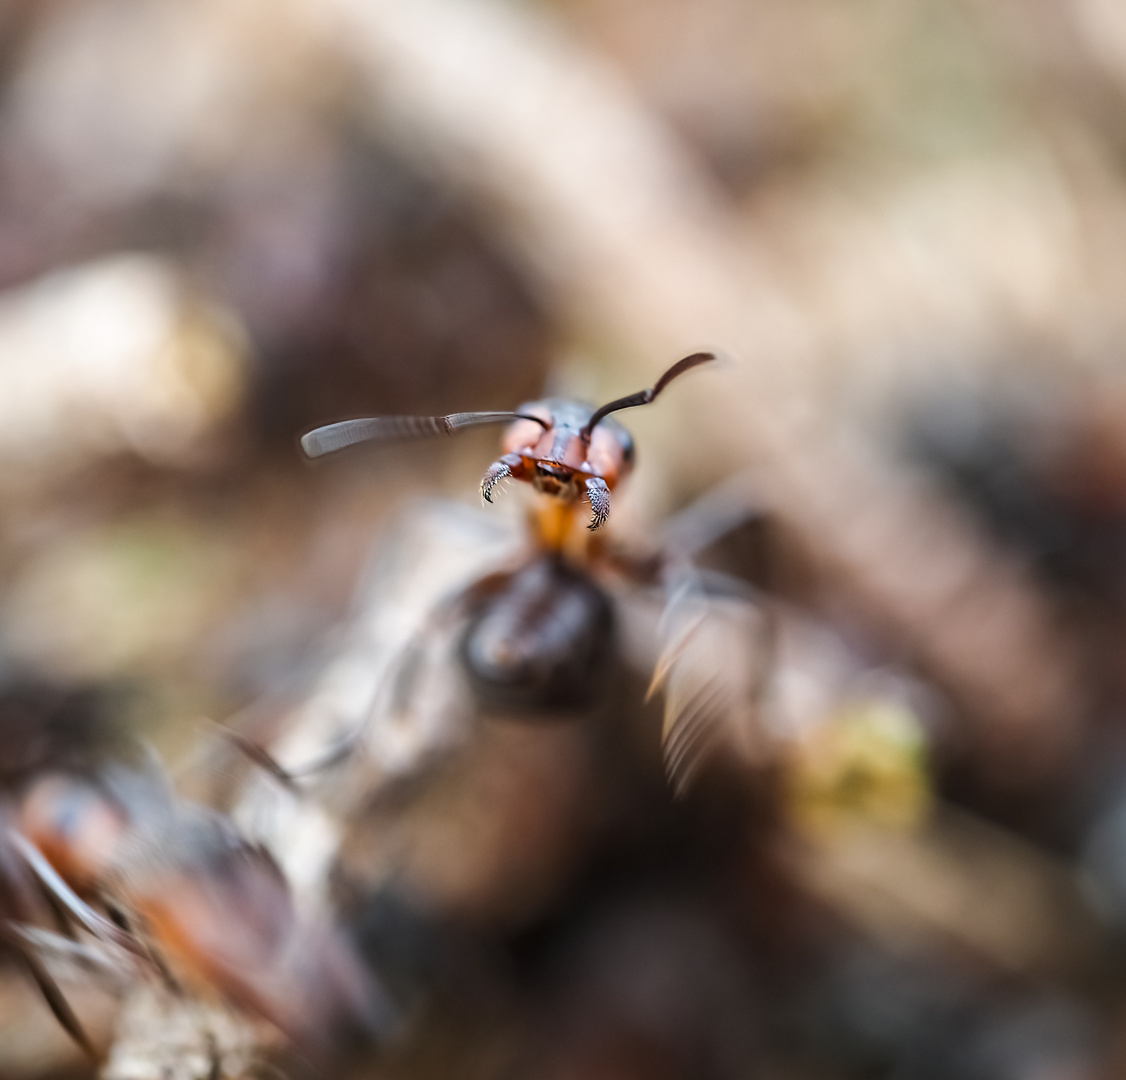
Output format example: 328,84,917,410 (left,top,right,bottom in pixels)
1,761,391,1061
295,354,719,731
293,352,774,790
